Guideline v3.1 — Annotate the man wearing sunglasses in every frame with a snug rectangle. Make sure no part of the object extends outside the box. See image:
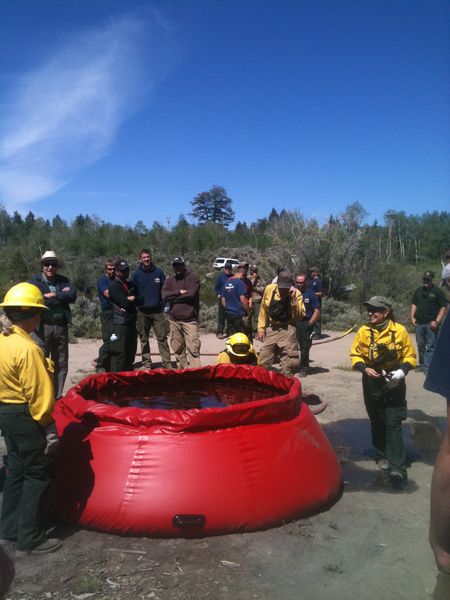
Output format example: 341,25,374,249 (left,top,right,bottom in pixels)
29,251,77,398
94,259,116,372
